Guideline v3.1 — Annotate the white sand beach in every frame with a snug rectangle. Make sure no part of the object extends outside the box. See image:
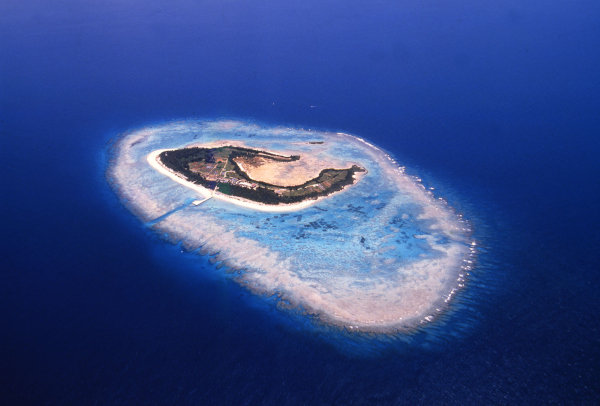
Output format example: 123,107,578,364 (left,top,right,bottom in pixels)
147,148,337,212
